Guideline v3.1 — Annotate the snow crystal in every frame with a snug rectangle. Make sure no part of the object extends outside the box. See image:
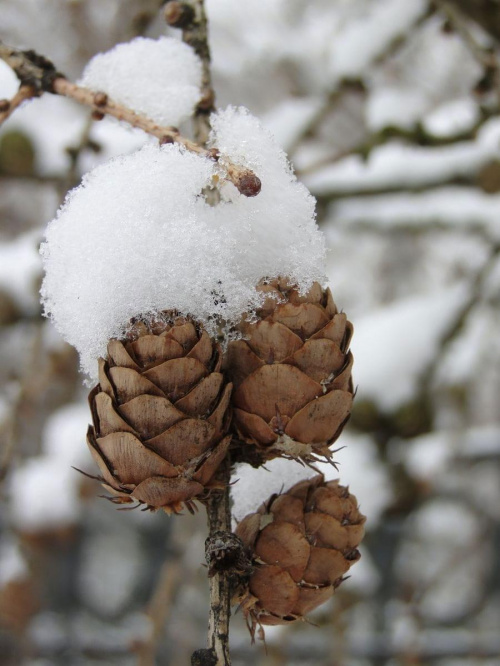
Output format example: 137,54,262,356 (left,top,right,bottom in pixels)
41,106,326,379
79,37,202,127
